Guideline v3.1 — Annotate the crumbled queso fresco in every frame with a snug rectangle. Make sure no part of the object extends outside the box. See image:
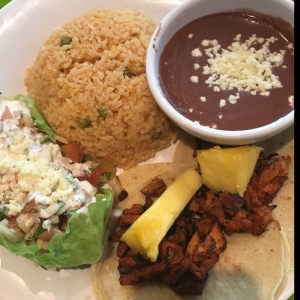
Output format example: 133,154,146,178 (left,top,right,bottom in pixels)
288,95,294,107
0,105,96,217
187,33,294,128
190,34,287,98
